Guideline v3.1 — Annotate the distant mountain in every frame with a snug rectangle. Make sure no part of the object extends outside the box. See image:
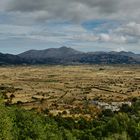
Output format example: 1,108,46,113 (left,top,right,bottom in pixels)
0,53,25,65
110,51,140,61
0,47,140,65
18,47,140,64
76,53,139,64
19,46,82,59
